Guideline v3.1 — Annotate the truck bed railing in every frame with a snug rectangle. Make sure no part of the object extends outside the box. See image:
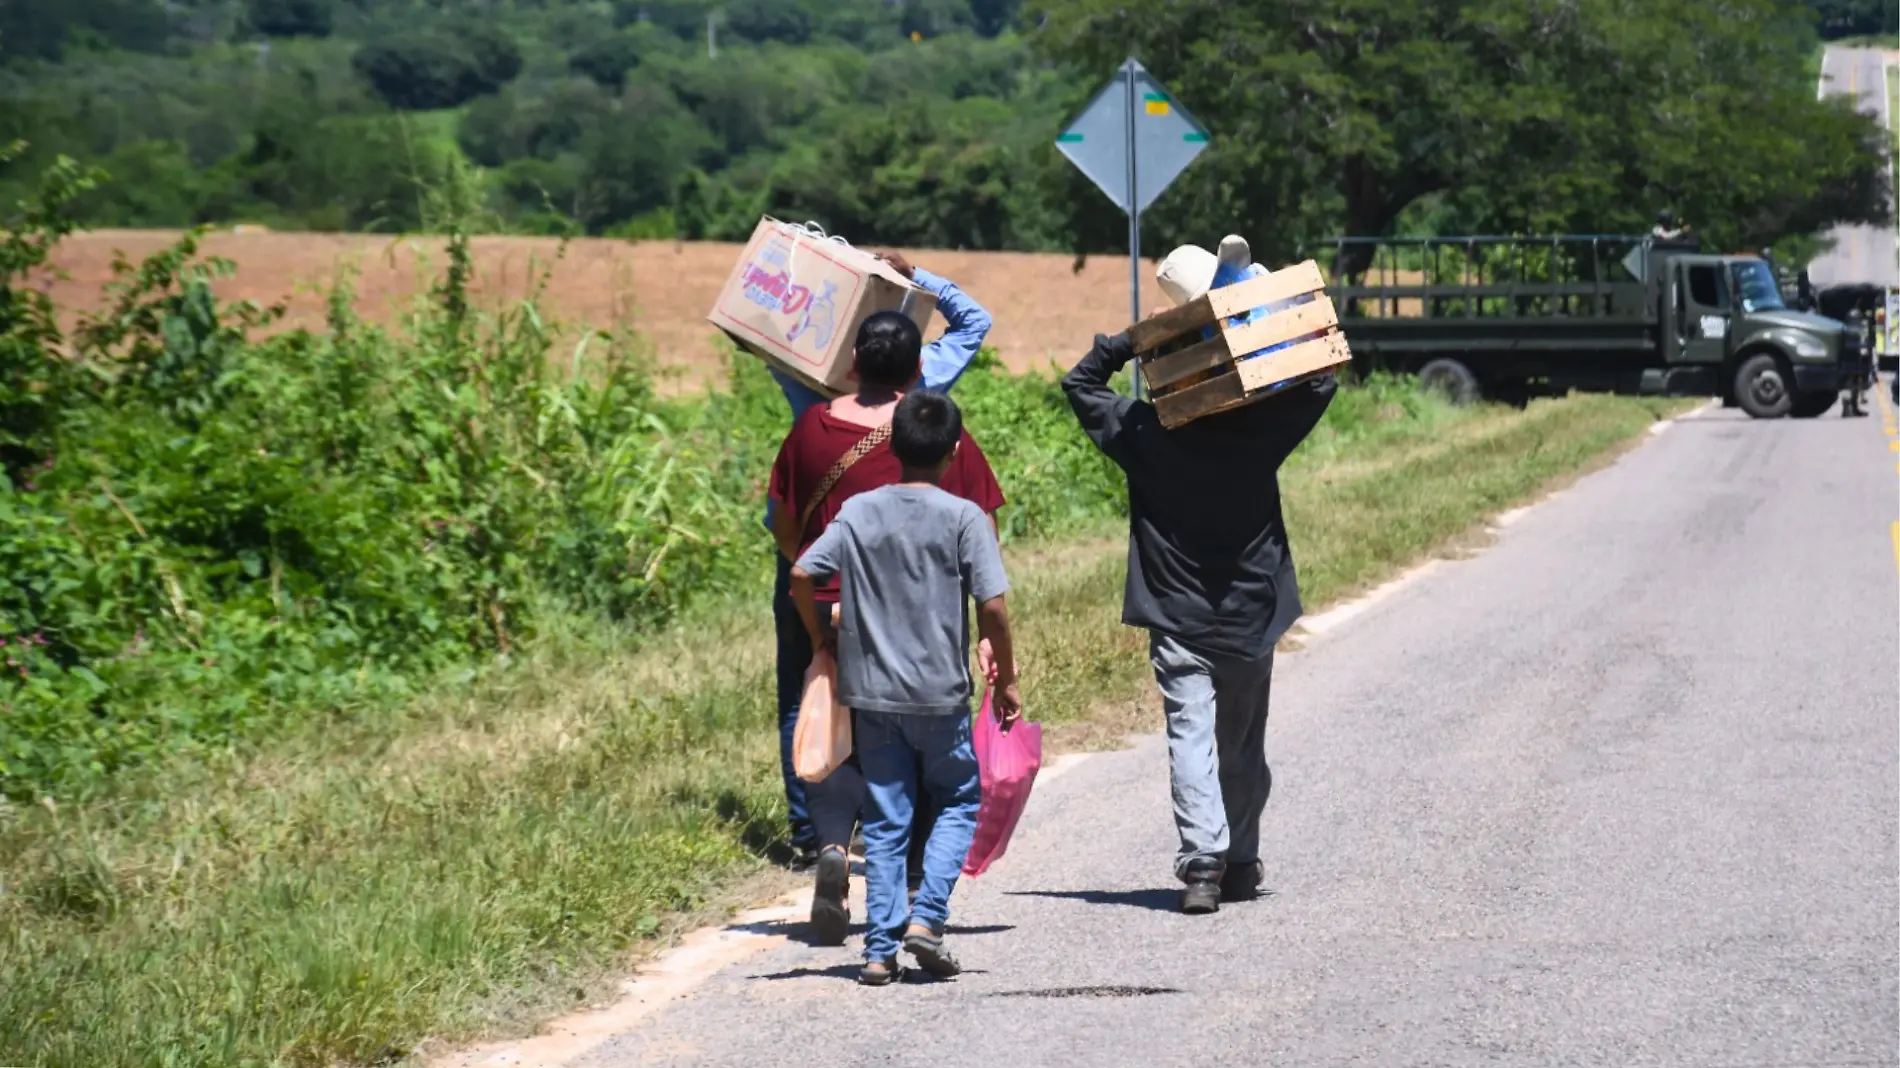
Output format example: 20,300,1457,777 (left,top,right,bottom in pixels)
1302,234,1656,322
